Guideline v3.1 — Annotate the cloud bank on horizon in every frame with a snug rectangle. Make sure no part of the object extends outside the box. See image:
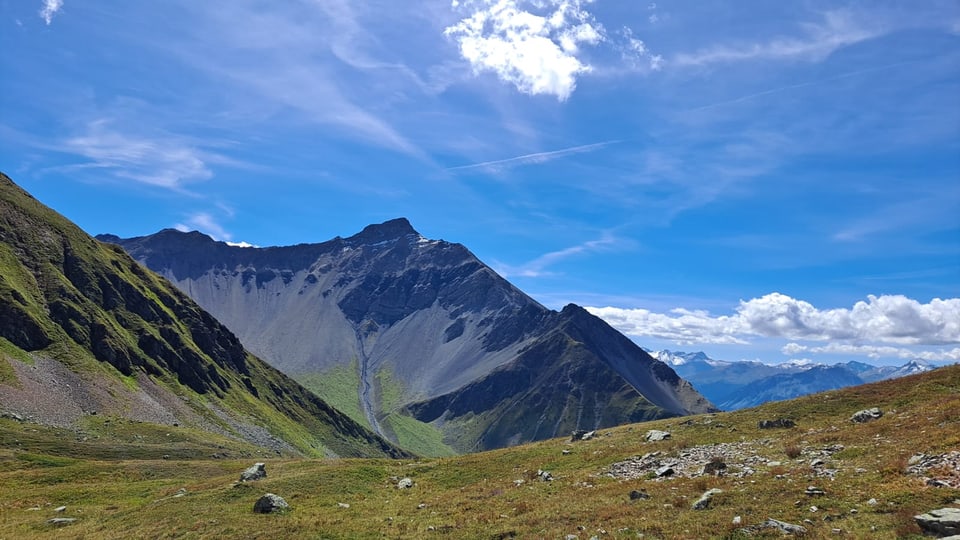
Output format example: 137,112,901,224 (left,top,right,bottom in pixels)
3,0,958,366
587,294,960,363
